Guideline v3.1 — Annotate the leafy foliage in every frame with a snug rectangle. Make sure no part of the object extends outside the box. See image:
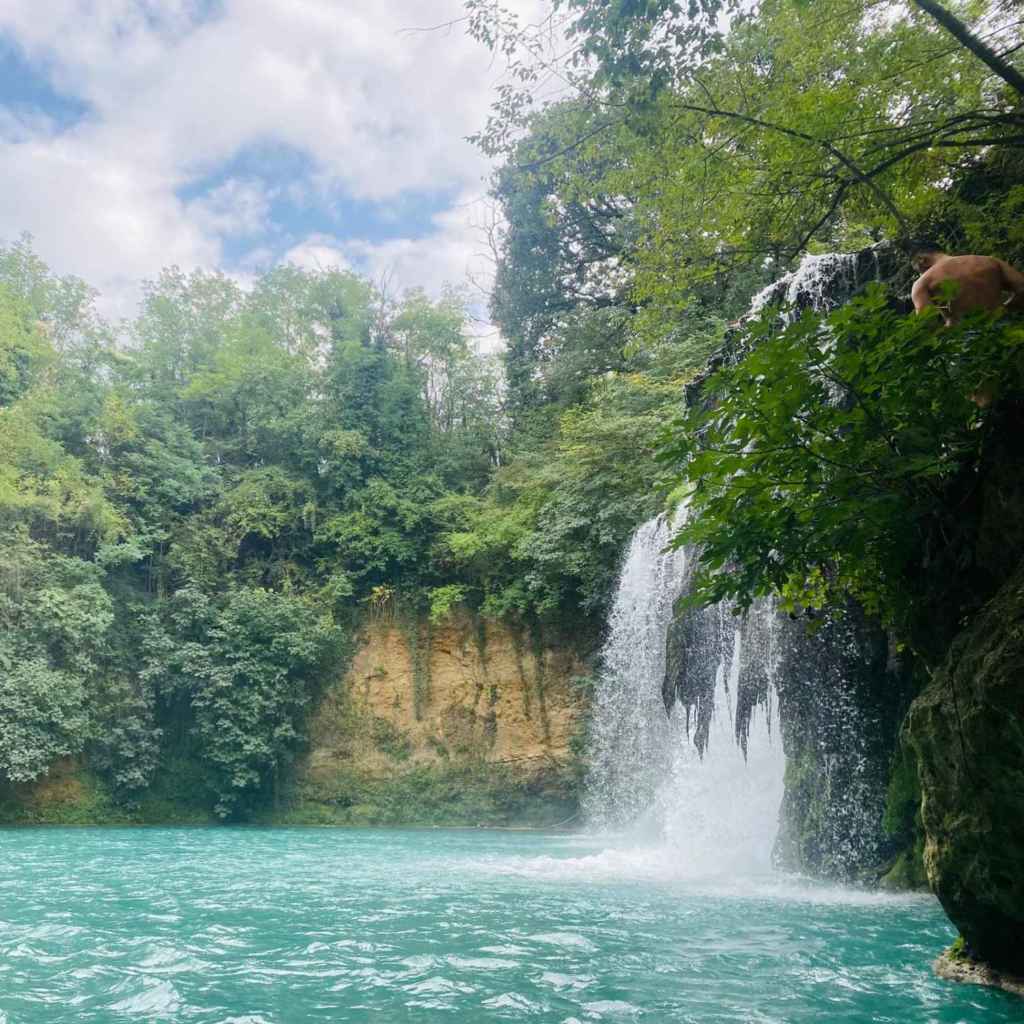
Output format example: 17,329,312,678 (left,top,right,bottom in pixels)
0,240,514,812
0,660,89,783
472,0,1024,330
664,290,1024,632
0,234,663,817
438,354,693,620
168,588,343,818
0,530,110,781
